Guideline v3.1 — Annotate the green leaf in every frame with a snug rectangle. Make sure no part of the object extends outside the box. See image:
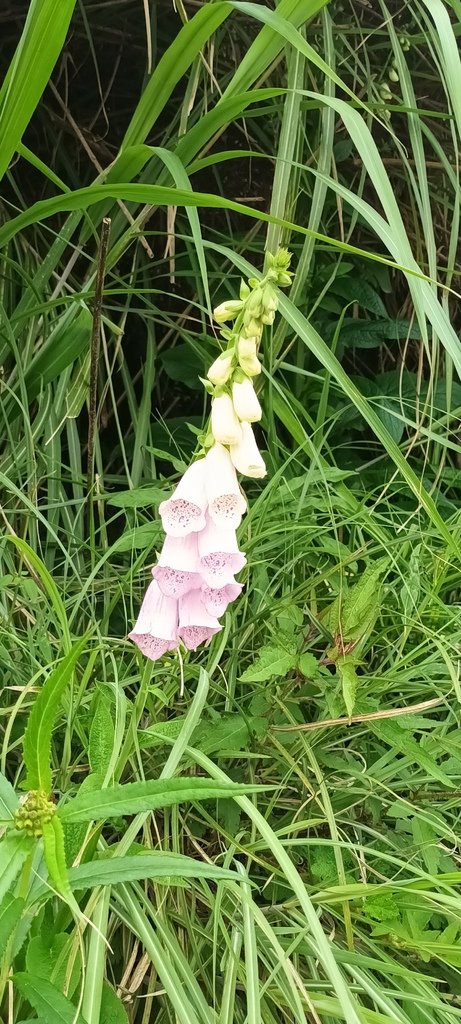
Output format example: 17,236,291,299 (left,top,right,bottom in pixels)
0,771,19,821
193,714,266,756
0,893,24,949
62,772,102,867
22,306,93,406
14,974,86,1024
370,720,455,789
108,486,166,509
42,816,72,900
0,0,78,182
0,833,34,903
26,933,69,987
23,638,87,793
139,718,188,750
240,643,298,682
59,777,265,824
112,522,161,553
67,852,243,890
100,983,129,1024
336,655,359,717
89,690,115,778
297,653,318,677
